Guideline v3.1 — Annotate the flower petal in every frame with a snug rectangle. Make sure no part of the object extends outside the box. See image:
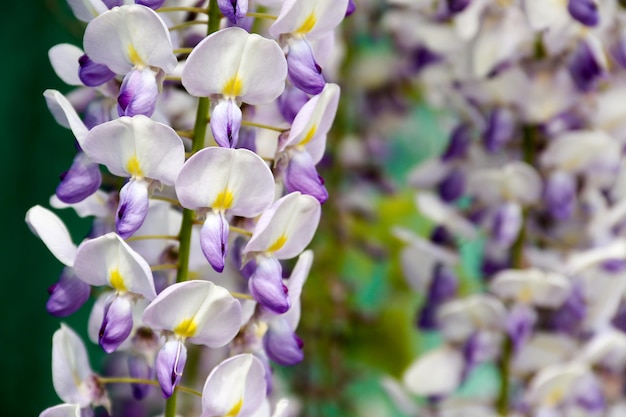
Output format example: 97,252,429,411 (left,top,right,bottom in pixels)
200,211,230,273
402,346,465,397
49,43,84,86
142,280,242,347
47,268,91,317
175,146,275,217
201,354,267,417
244,192,321,259
56,152,102,205
39,404,81,417
43,90,89,144
84,4,176,74
73,232,156,300
26,205,77,267
52,324,93,406
82,115,185,184
116,179,150,239
156,339,187,398
269,0,349,40
182,27,287,105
